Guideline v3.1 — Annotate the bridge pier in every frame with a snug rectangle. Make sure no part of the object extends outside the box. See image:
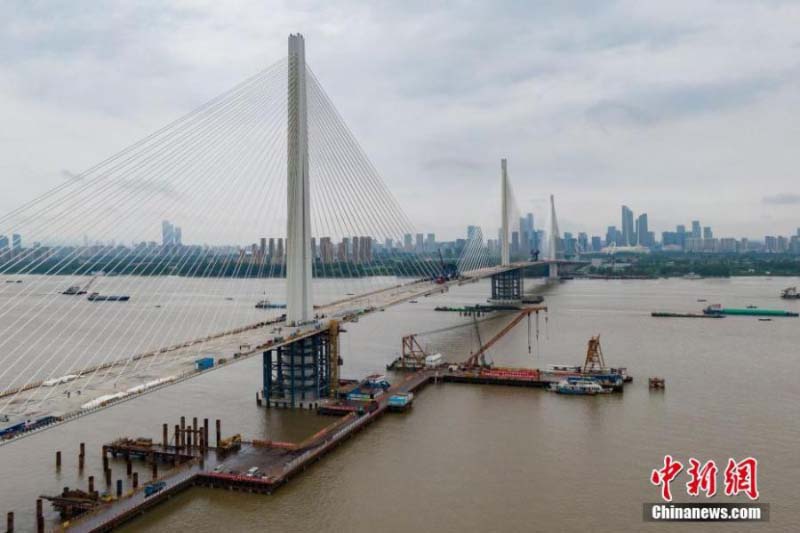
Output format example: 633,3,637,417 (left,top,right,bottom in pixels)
548,262,559,280
262,323,341,408
489,268,523,304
